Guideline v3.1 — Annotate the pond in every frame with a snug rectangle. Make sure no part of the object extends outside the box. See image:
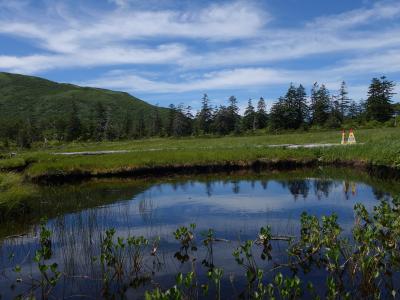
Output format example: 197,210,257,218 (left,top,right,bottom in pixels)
0,168,398,299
